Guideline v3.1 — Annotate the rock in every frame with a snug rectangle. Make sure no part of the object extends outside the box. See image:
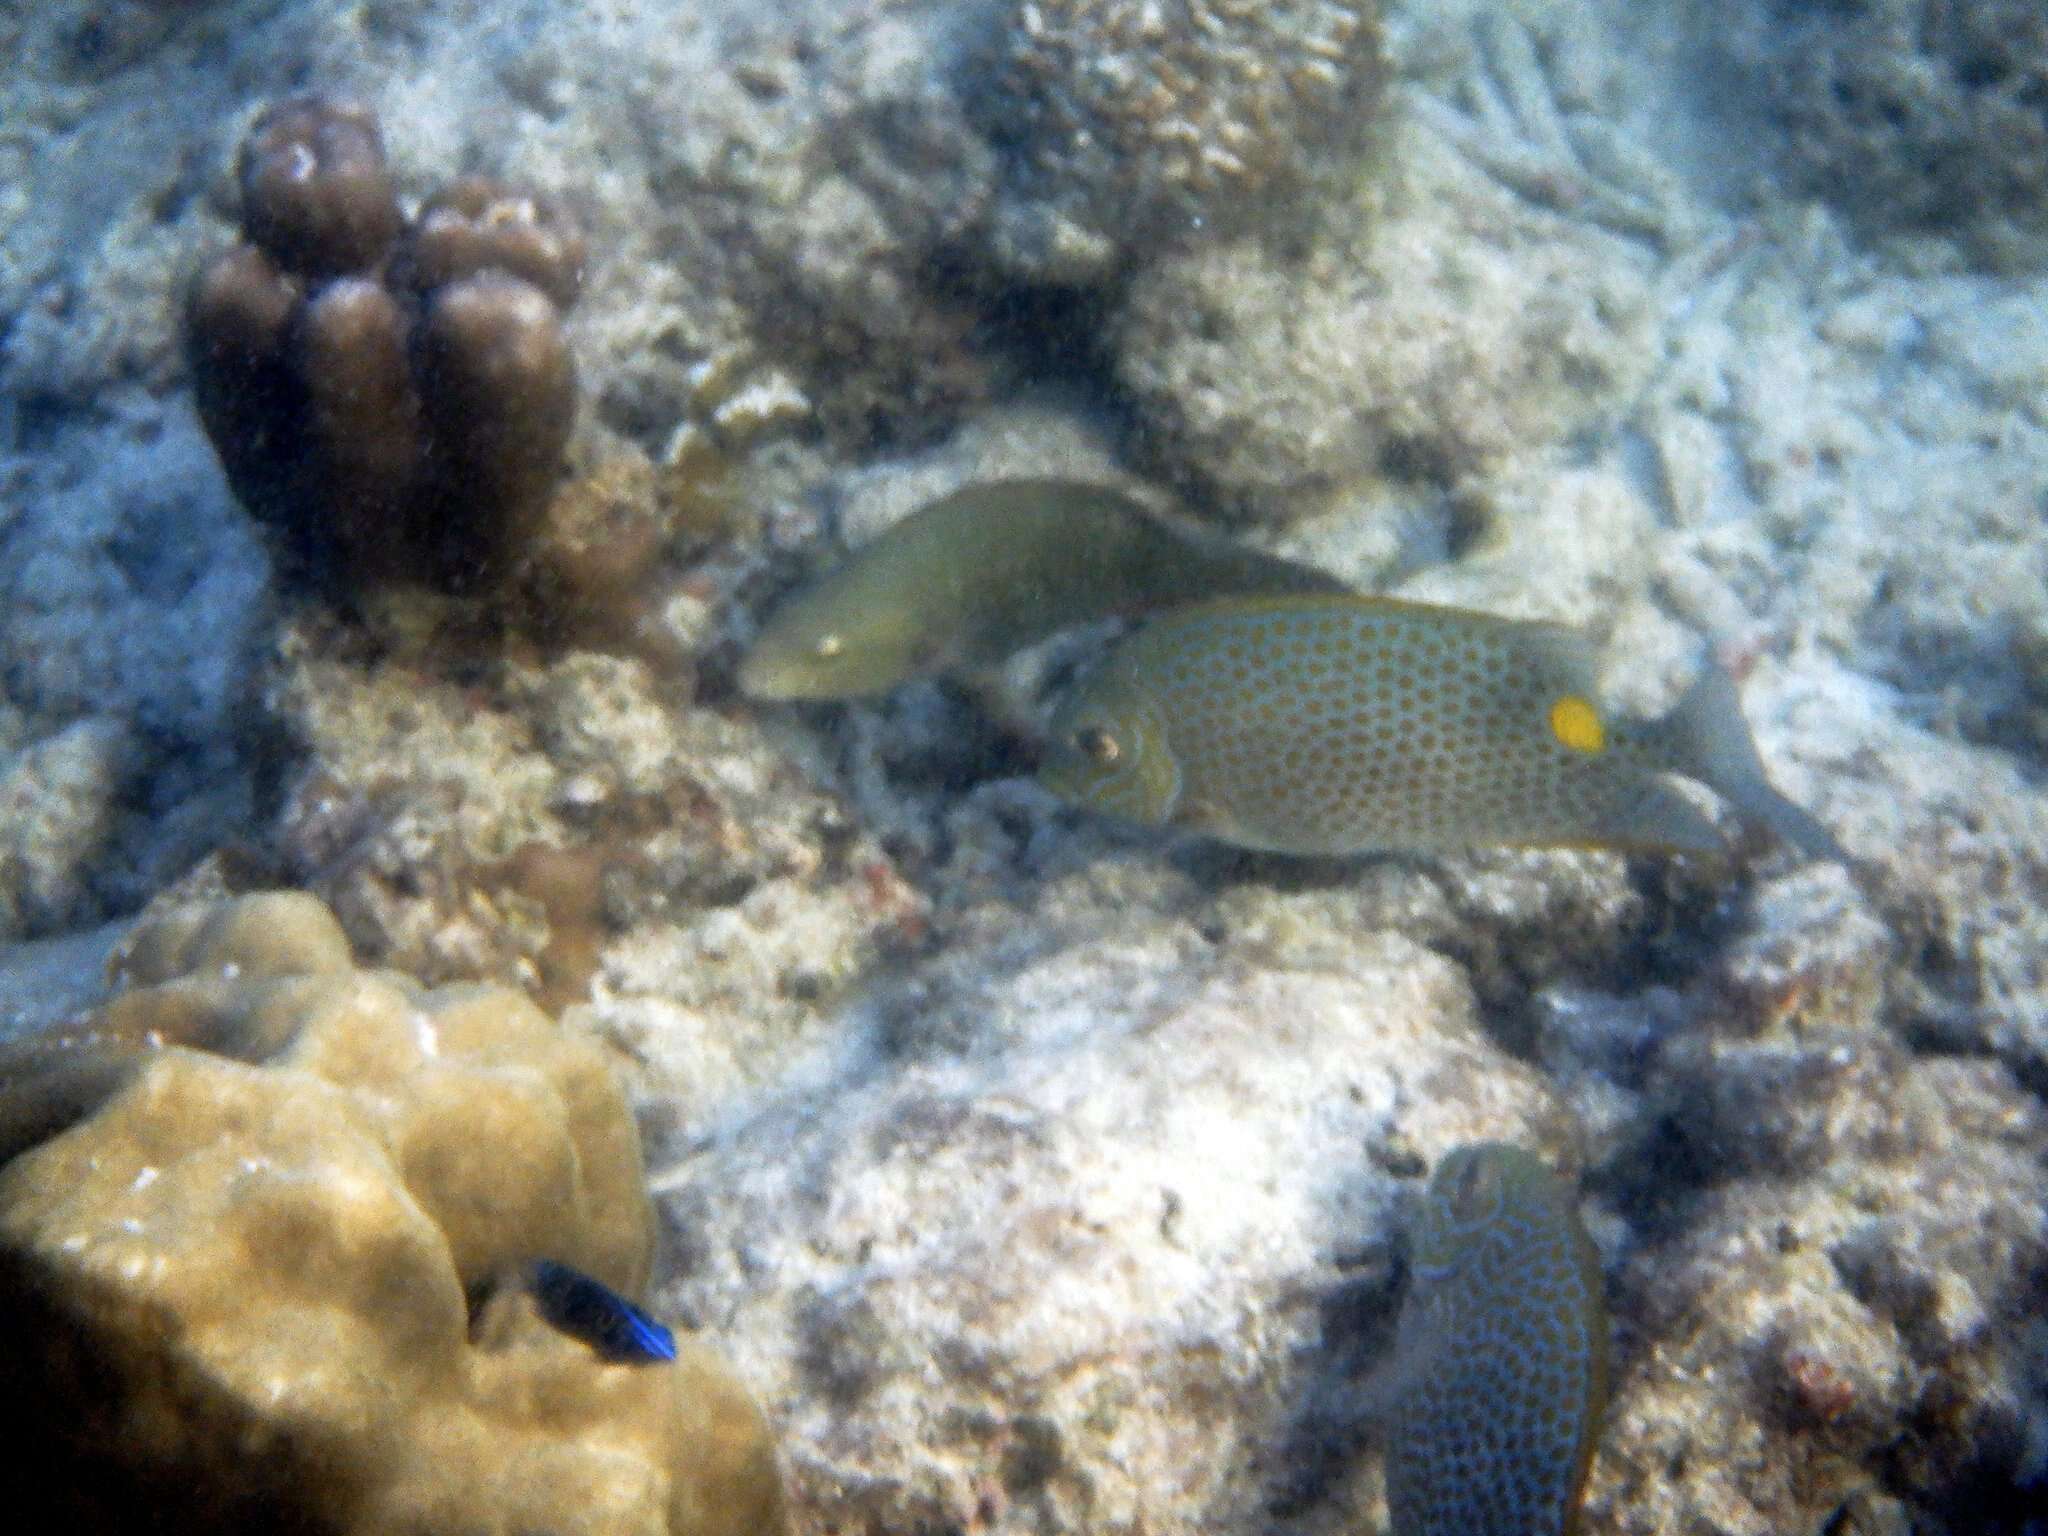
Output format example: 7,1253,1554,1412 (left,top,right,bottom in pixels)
0,717,135,939
649,925,1567,1536
1113,104,1658,524
1716,0,2048,271
964,0,1388,283
0,415,267,941
1596,1055,2048,1534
